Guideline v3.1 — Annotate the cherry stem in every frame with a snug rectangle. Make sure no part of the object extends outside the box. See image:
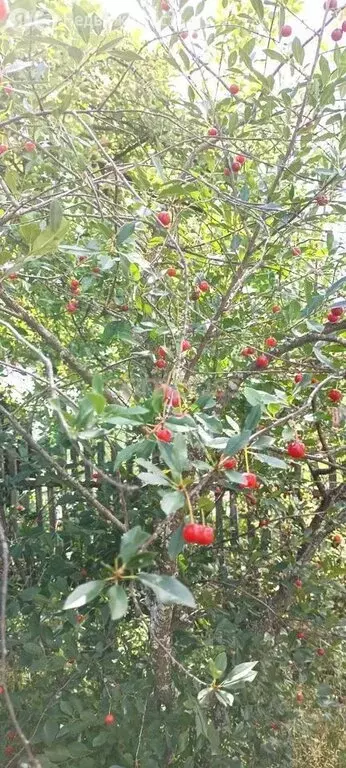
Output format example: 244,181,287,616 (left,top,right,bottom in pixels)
244,447,250,473
183,488,194,523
